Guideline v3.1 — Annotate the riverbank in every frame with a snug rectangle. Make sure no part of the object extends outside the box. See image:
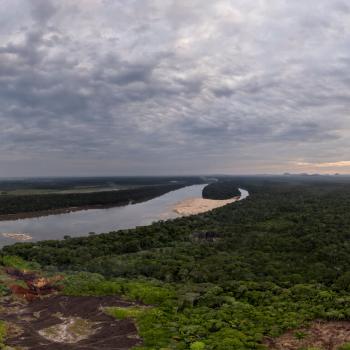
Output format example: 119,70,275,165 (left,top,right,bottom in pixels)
0,205,126,222
0,184,196,222
0,183,193,221
0,184,208,245
172,188,249,216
